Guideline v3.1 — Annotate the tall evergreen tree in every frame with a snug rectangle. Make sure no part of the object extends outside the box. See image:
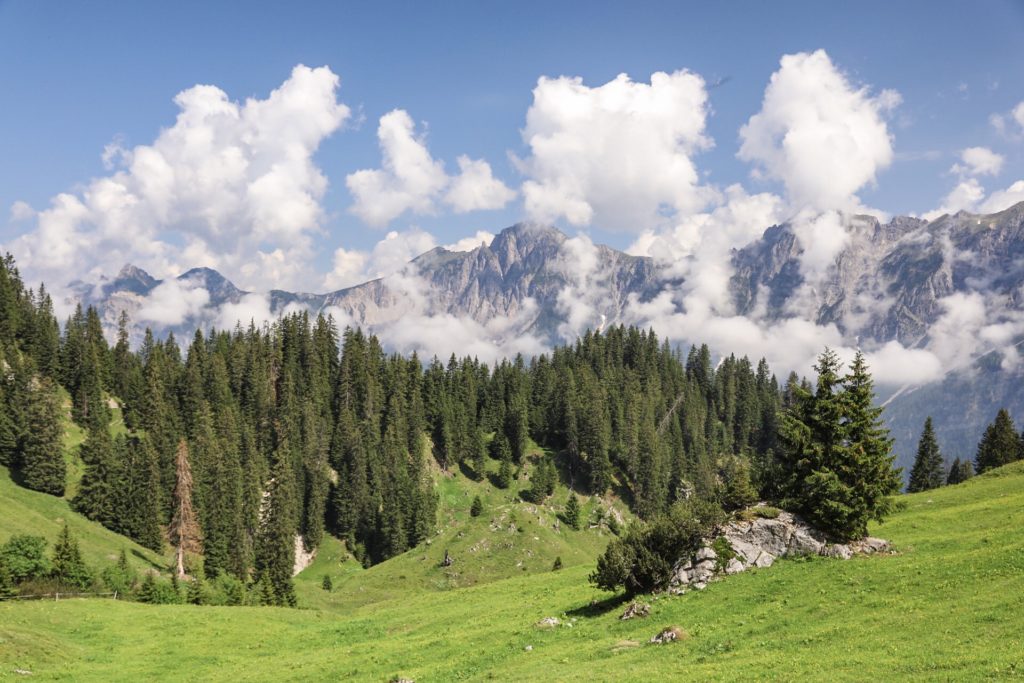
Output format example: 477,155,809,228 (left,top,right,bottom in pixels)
946,457,974,485
256,442,299,606
975,408,1023,473
20,378,66,496
73,426,119,527
907,417,944,492
777,349,900,540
